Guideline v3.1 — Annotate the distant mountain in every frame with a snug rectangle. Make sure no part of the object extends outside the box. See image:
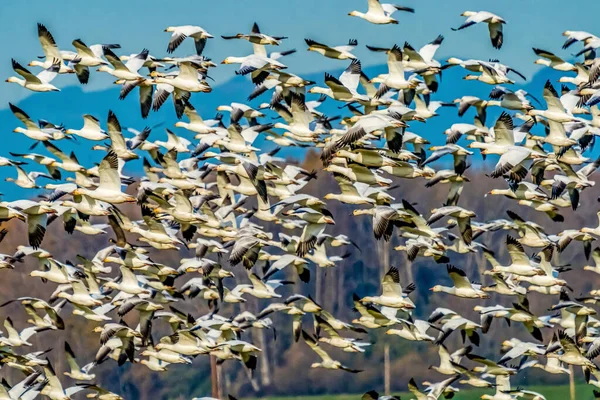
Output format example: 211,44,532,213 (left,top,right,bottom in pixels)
0,62,571,199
